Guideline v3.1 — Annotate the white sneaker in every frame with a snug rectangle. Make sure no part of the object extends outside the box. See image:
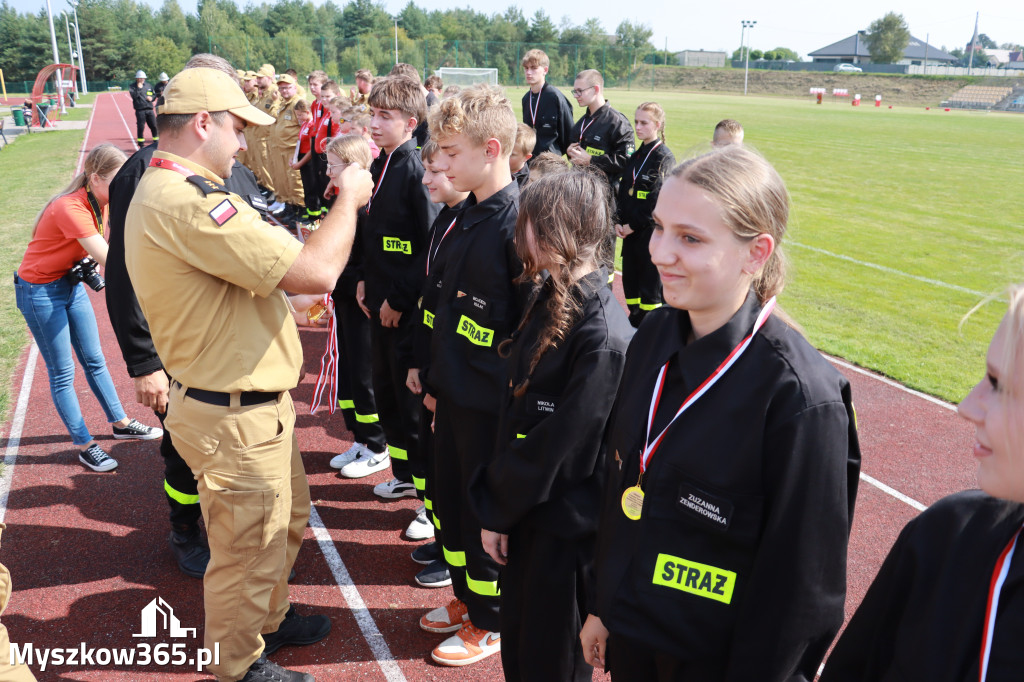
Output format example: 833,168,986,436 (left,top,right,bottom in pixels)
339,447,390,479
431,622,501,667
373,477,418,499
330,443,364,469
405,505,434,540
